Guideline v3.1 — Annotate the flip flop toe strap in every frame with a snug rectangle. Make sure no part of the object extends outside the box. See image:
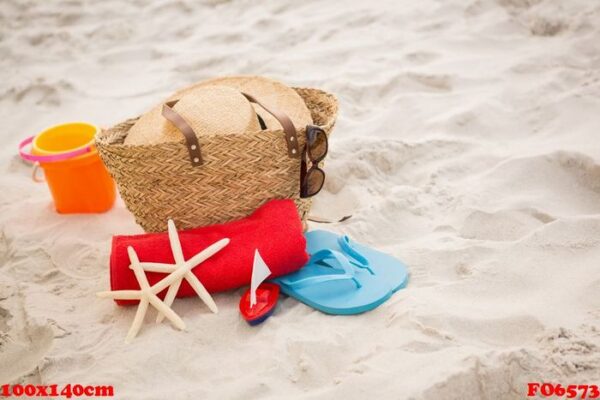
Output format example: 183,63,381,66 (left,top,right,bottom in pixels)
280,249,361,289
338,236,374,275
